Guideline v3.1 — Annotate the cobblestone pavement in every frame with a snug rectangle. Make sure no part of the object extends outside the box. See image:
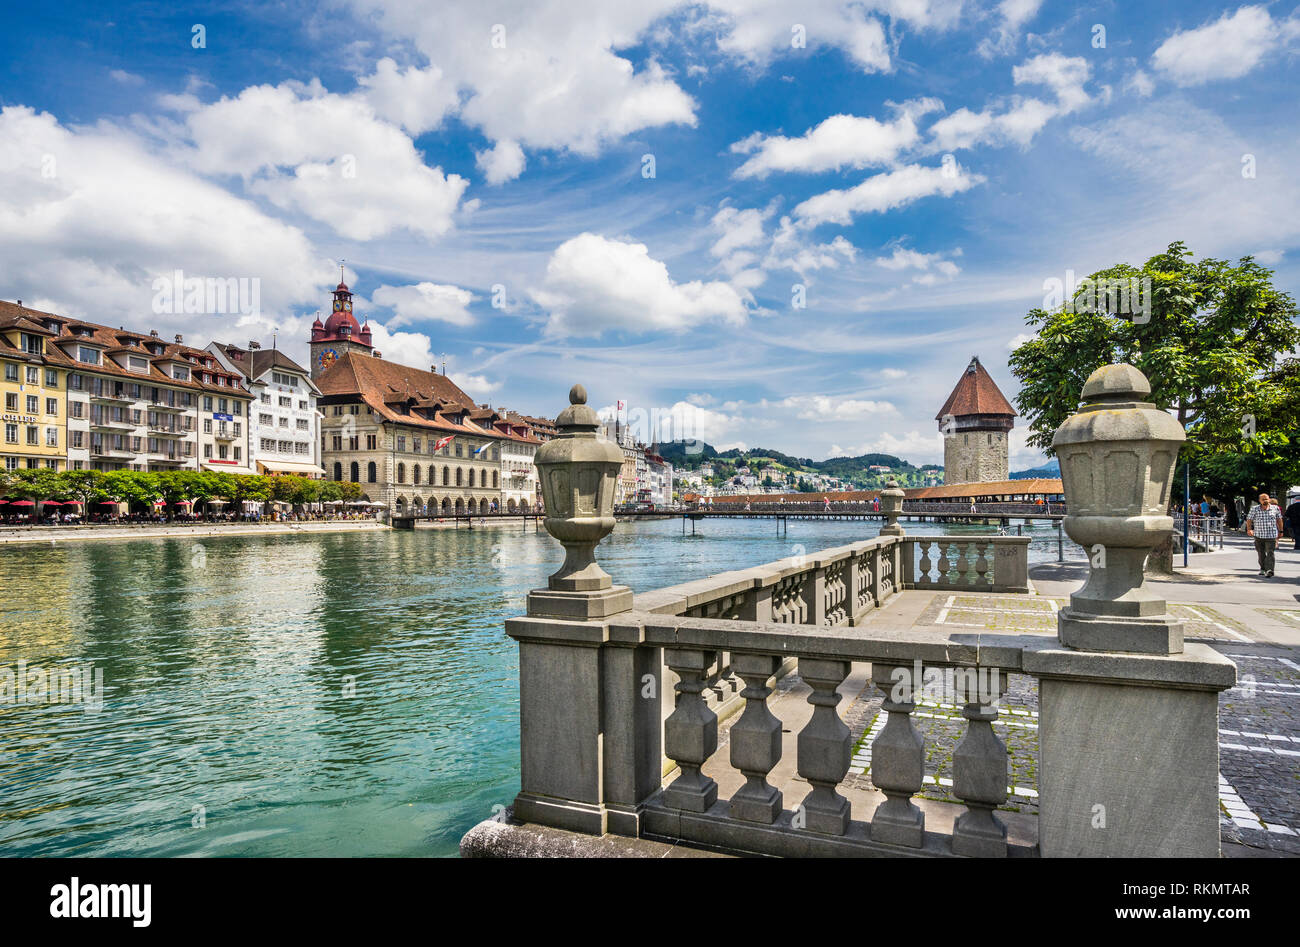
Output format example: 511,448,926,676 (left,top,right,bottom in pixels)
838,592,1300,854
